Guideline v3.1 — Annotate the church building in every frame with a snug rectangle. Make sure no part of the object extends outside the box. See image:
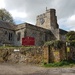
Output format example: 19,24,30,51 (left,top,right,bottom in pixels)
0,9,67,46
